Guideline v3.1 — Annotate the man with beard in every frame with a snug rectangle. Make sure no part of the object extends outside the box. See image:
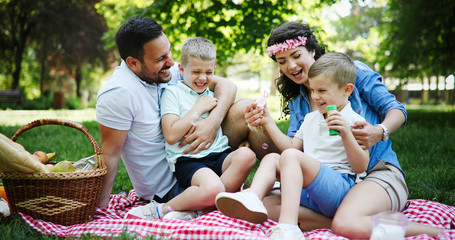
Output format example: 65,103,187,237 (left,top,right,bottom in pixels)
95,16,236,219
